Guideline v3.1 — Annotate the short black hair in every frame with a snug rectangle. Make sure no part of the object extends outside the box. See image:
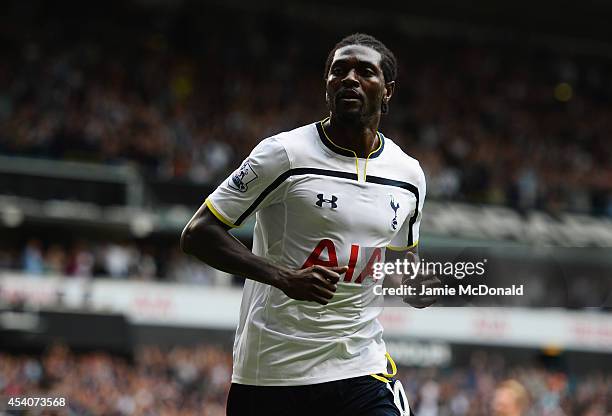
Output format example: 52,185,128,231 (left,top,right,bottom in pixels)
324,33,397,83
